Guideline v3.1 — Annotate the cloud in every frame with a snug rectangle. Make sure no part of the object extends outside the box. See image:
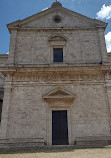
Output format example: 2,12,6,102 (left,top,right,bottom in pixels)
42,7,48,11
105,32,111,52
7,51,9,54
96,4,111,20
